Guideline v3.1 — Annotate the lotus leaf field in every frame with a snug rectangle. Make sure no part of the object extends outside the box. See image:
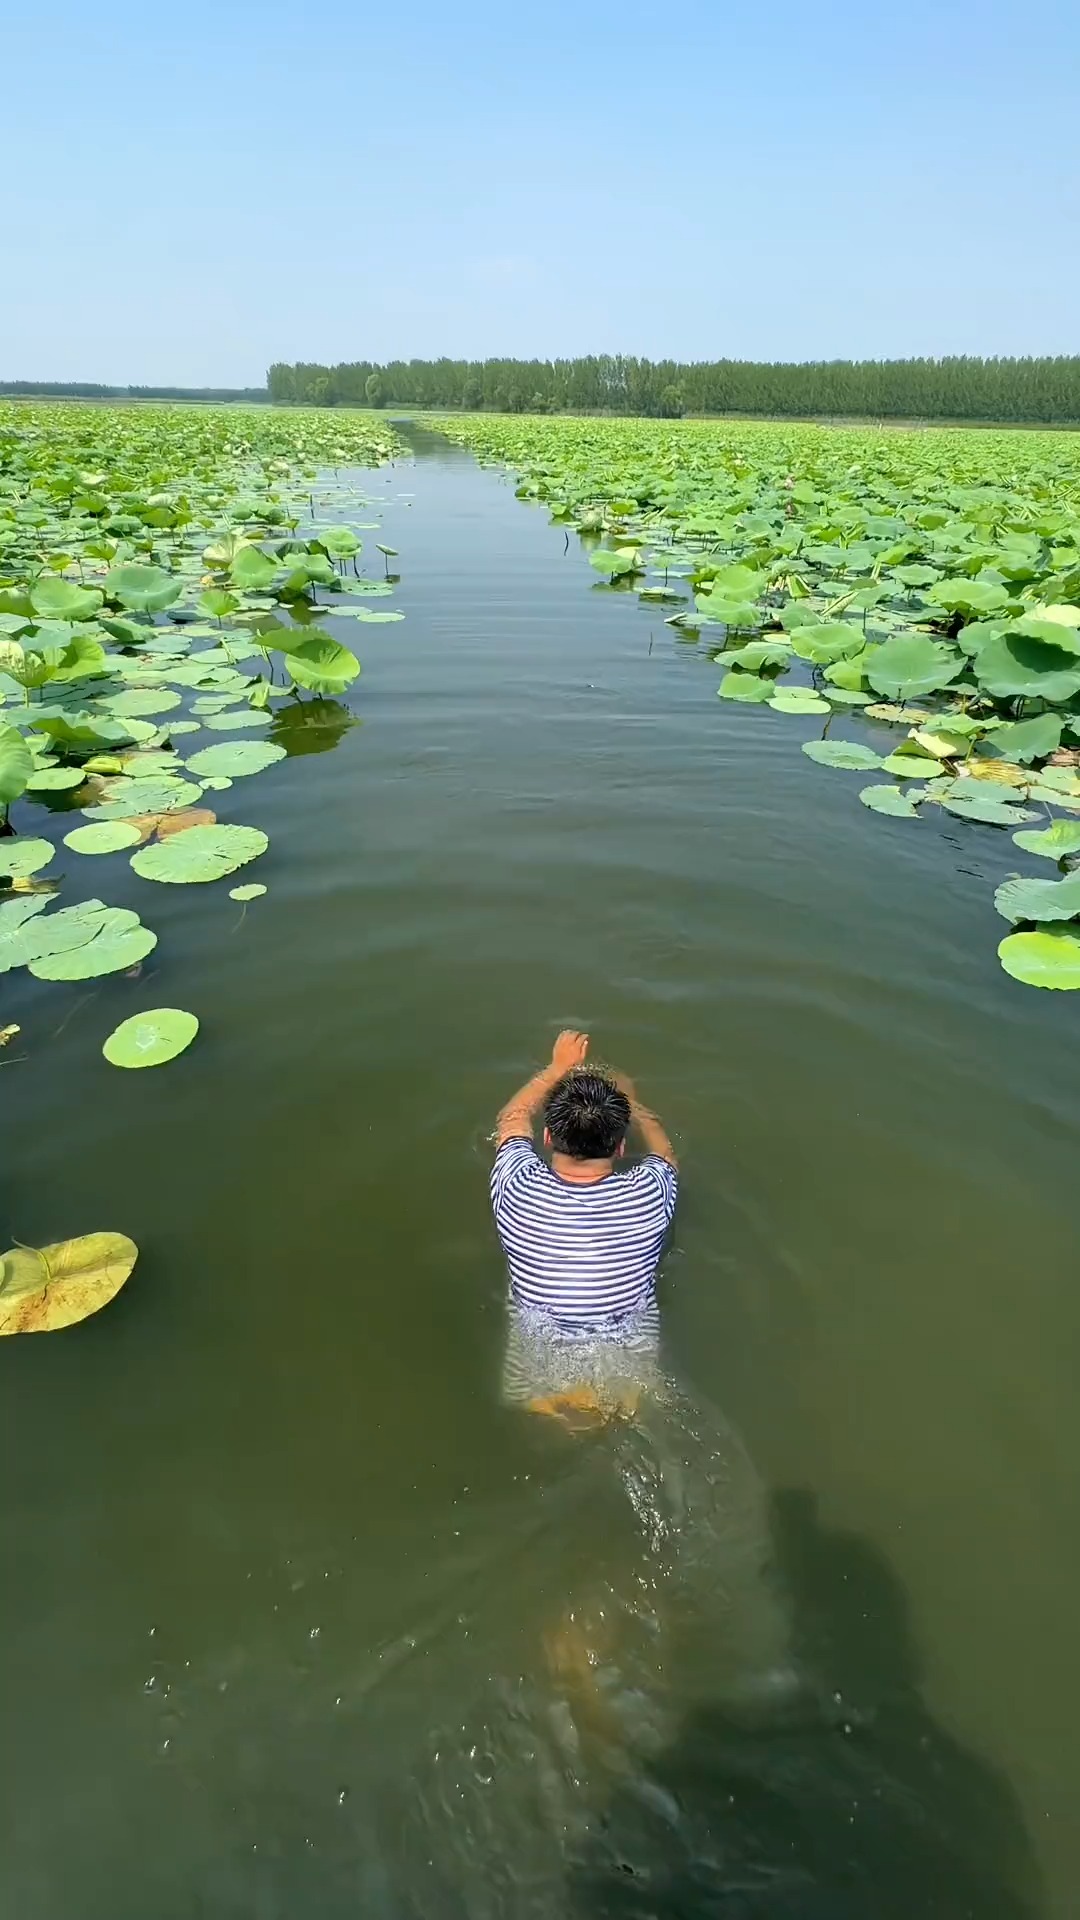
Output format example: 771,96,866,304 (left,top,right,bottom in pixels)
429,411,1080,990
0,401,405,1093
